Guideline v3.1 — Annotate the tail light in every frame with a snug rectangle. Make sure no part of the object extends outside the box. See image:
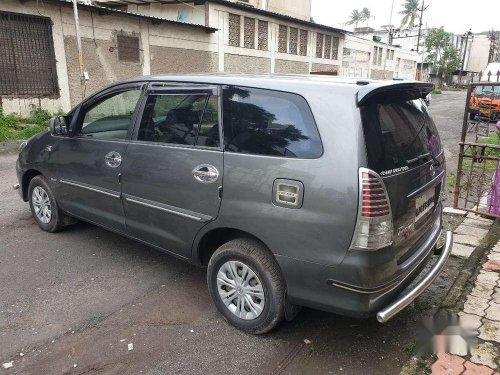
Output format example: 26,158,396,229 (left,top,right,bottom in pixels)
350,168,393,250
